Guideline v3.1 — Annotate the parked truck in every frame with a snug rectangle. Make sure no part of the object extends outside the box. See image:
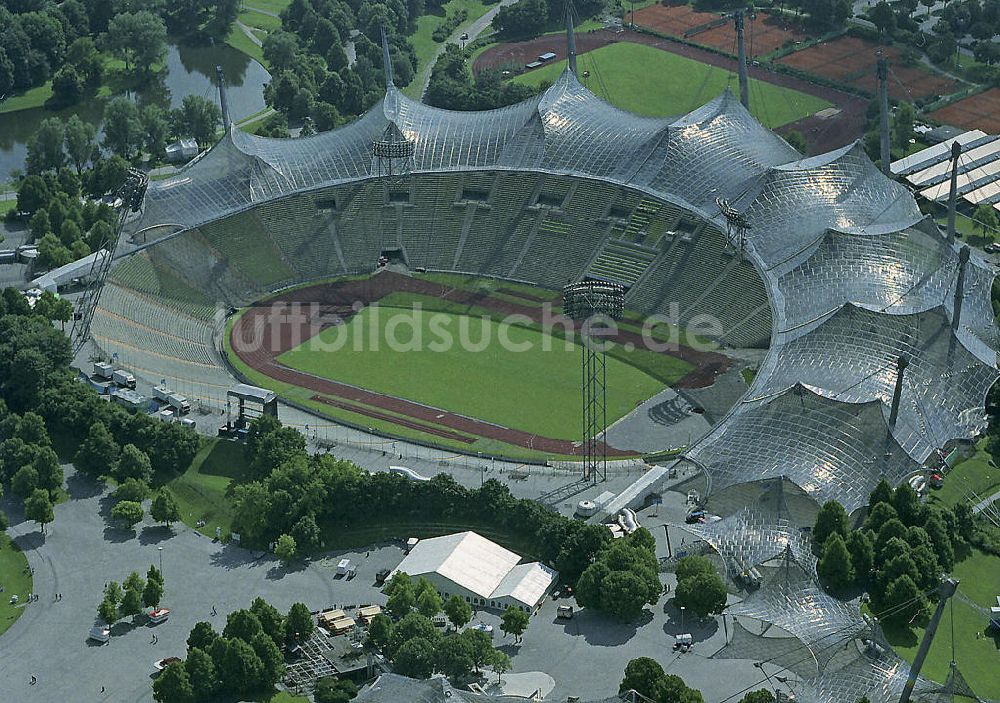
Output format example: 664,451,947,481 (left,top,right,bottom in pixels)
112,369,136,389
93,361,114,380
152,385,191,415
